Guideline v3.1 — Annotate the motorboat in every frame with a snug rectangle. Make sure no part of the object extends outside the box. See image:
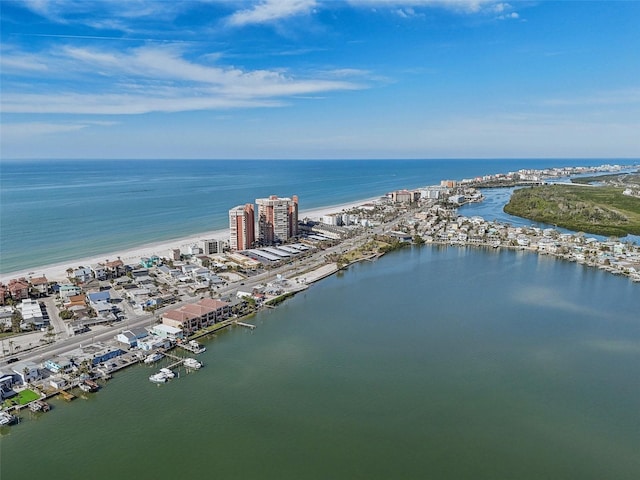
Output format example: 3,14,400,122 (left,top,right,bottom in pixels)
149,372,168,383
144,352,164,364
159,368,175,378
183,358,202,370
0,411,17,425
